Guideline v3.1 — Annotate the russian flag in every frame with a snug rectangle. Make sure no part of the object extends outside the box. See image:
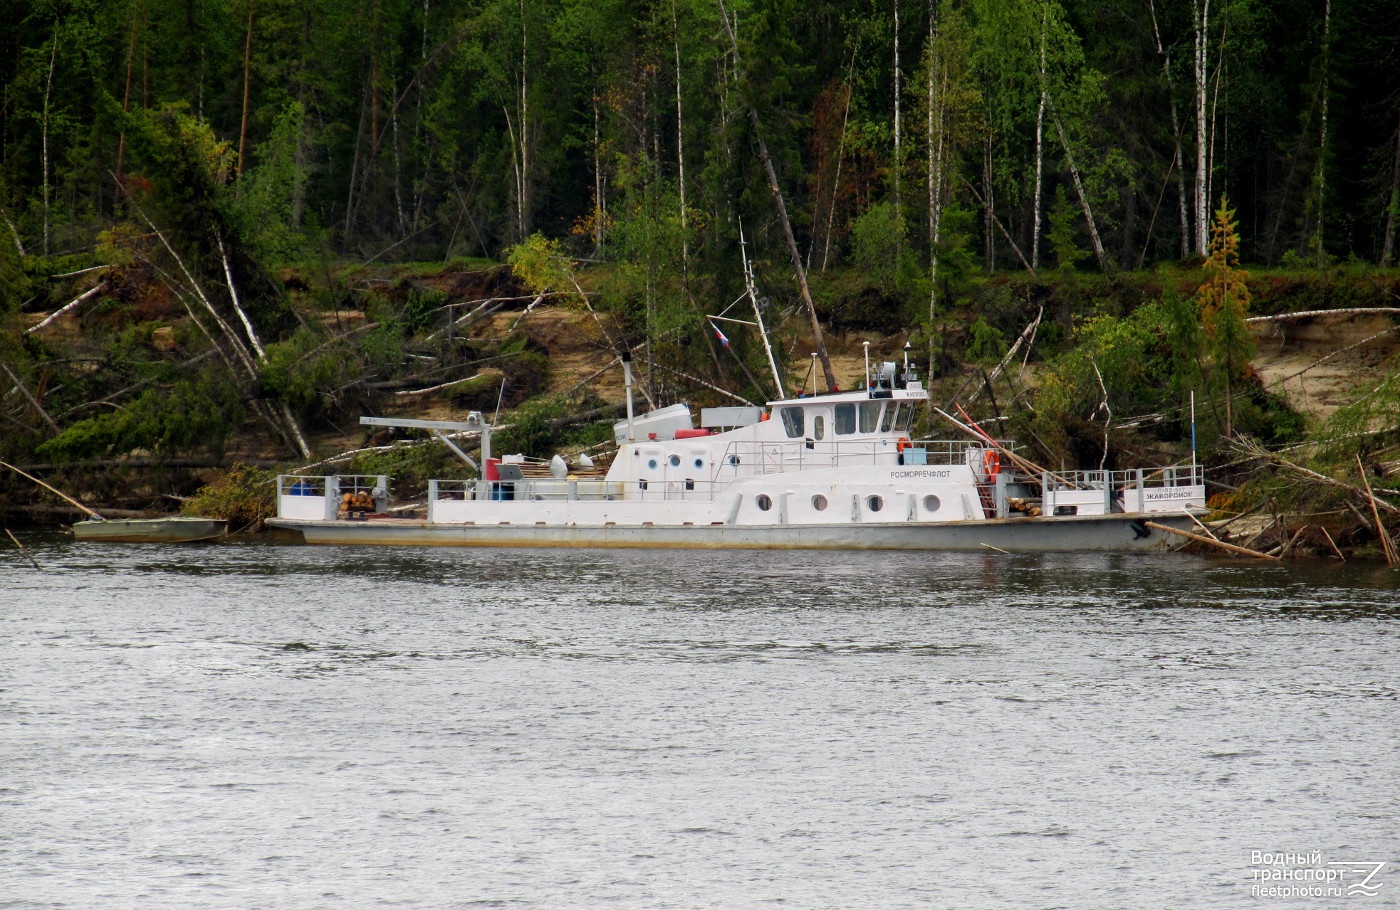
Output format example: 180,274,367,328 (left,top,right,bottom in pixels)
715,326,730,348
